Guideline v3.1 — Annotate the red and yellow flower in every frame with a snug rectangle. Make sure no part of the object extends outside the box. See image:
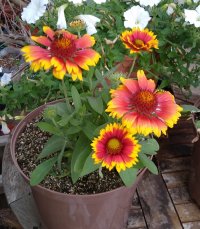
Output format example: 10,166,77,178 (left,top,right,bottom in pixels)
91,123,140,173
106,70,182,137
21,26,101,80
121,28,158,53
